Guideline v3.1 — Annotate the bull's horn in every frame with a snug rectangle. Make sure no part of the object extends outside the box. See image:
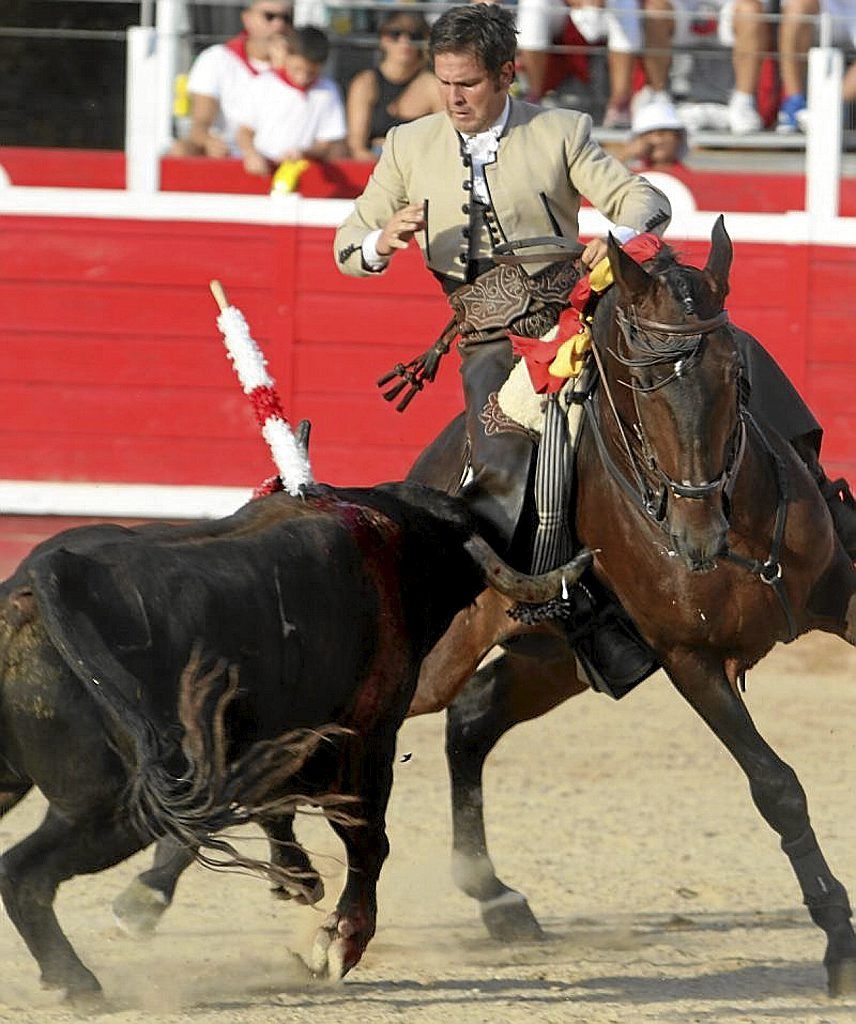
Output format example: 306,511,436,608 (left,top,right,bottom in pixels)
464,536,592,603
